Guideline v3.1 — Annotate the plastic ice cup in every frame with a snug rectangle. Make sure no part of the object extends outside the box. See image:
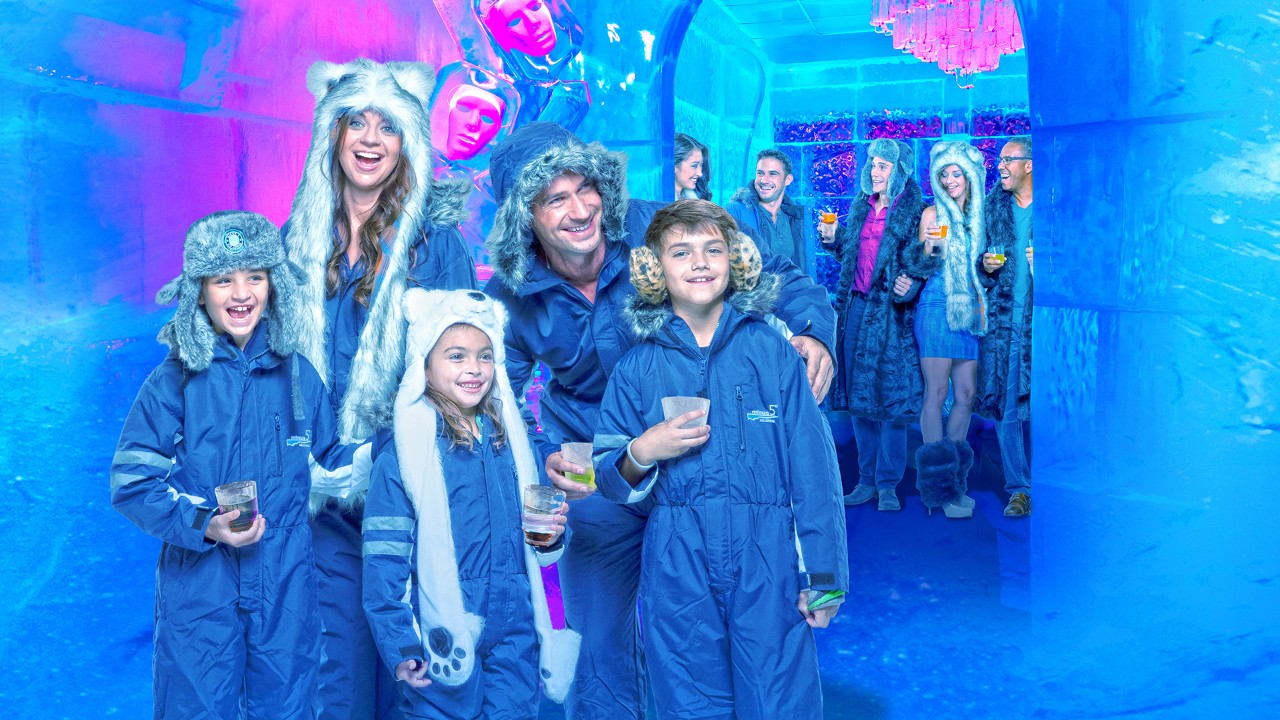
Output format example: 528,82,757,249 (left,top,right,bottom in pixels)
561,442,595,489
214,480,258,532
988,244,1007,264
522,485,566,545
819,211,837,224
662,396,710,428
